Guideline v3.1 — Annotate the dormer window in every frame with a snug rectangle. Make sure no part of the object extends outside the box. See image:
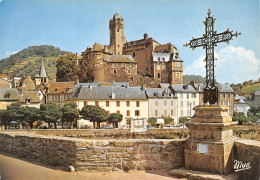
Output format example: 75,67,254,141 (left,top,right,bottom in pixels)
26,97,31,103
157,57,160,61
162,57,165,61
4,92,10,98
